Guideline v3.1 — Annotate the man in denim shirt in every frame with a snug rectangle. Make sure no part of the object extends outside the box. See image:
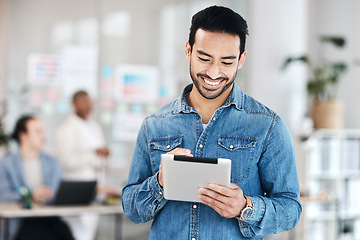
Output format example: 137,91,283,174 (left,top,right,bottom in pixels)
122,6,302,239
